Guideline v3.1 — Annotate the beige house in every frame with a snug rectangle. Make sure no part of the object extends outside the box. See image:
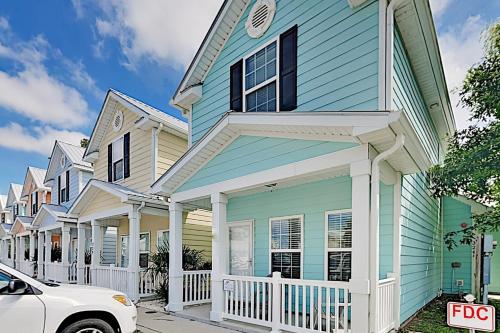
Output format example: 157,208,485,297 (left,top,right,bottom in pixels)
68,89,211,301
